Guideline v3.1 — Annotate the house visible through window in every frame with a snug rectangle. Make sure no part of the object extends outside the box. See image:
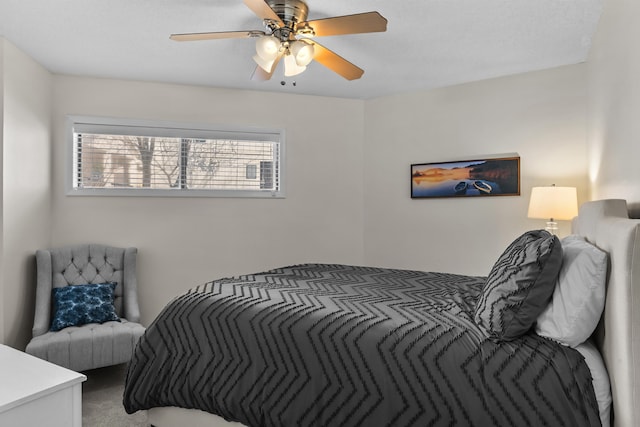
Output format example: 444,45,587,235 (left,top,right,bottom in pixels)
68,117,284,197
